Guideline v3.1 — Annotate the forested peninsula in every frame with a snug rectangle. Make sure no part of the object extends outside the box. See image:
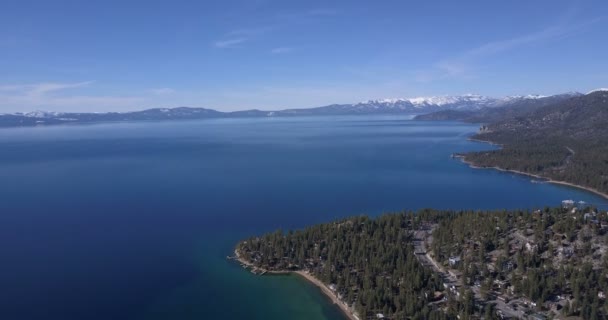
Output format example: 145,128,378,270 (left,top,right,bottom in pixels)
235,207,608,319
444,90,608,197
